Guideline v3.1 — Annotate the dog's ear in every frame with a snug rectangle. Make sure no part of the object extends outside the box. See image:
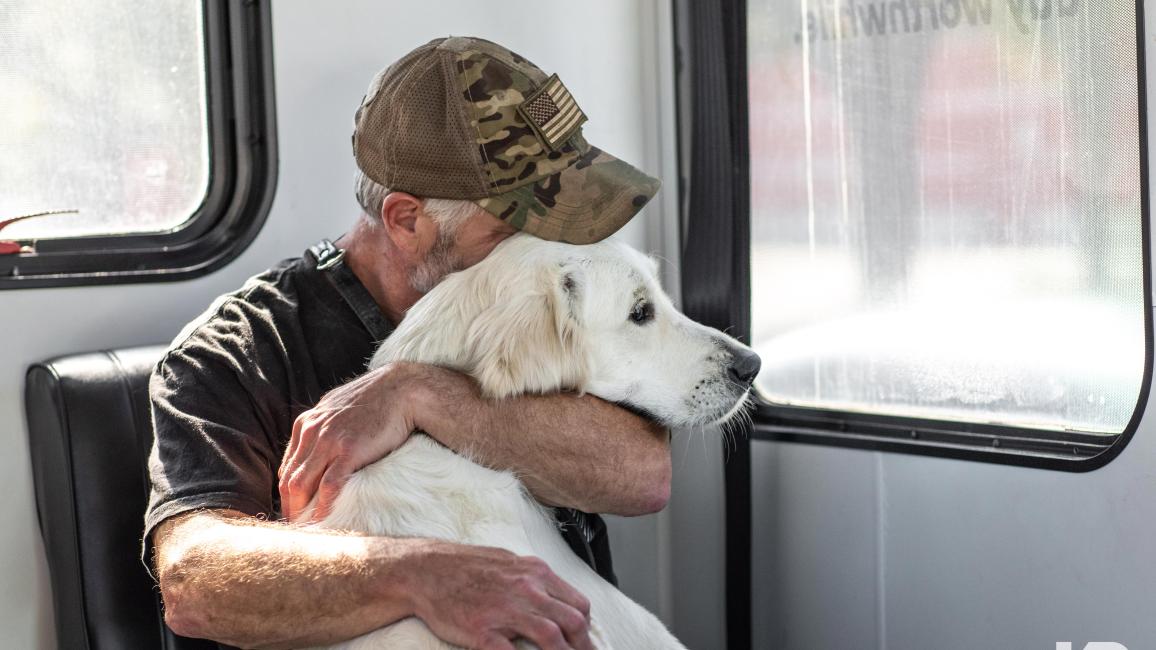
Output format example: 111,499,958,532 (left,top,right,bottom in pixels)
467,261,589,399
556,265,583,331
